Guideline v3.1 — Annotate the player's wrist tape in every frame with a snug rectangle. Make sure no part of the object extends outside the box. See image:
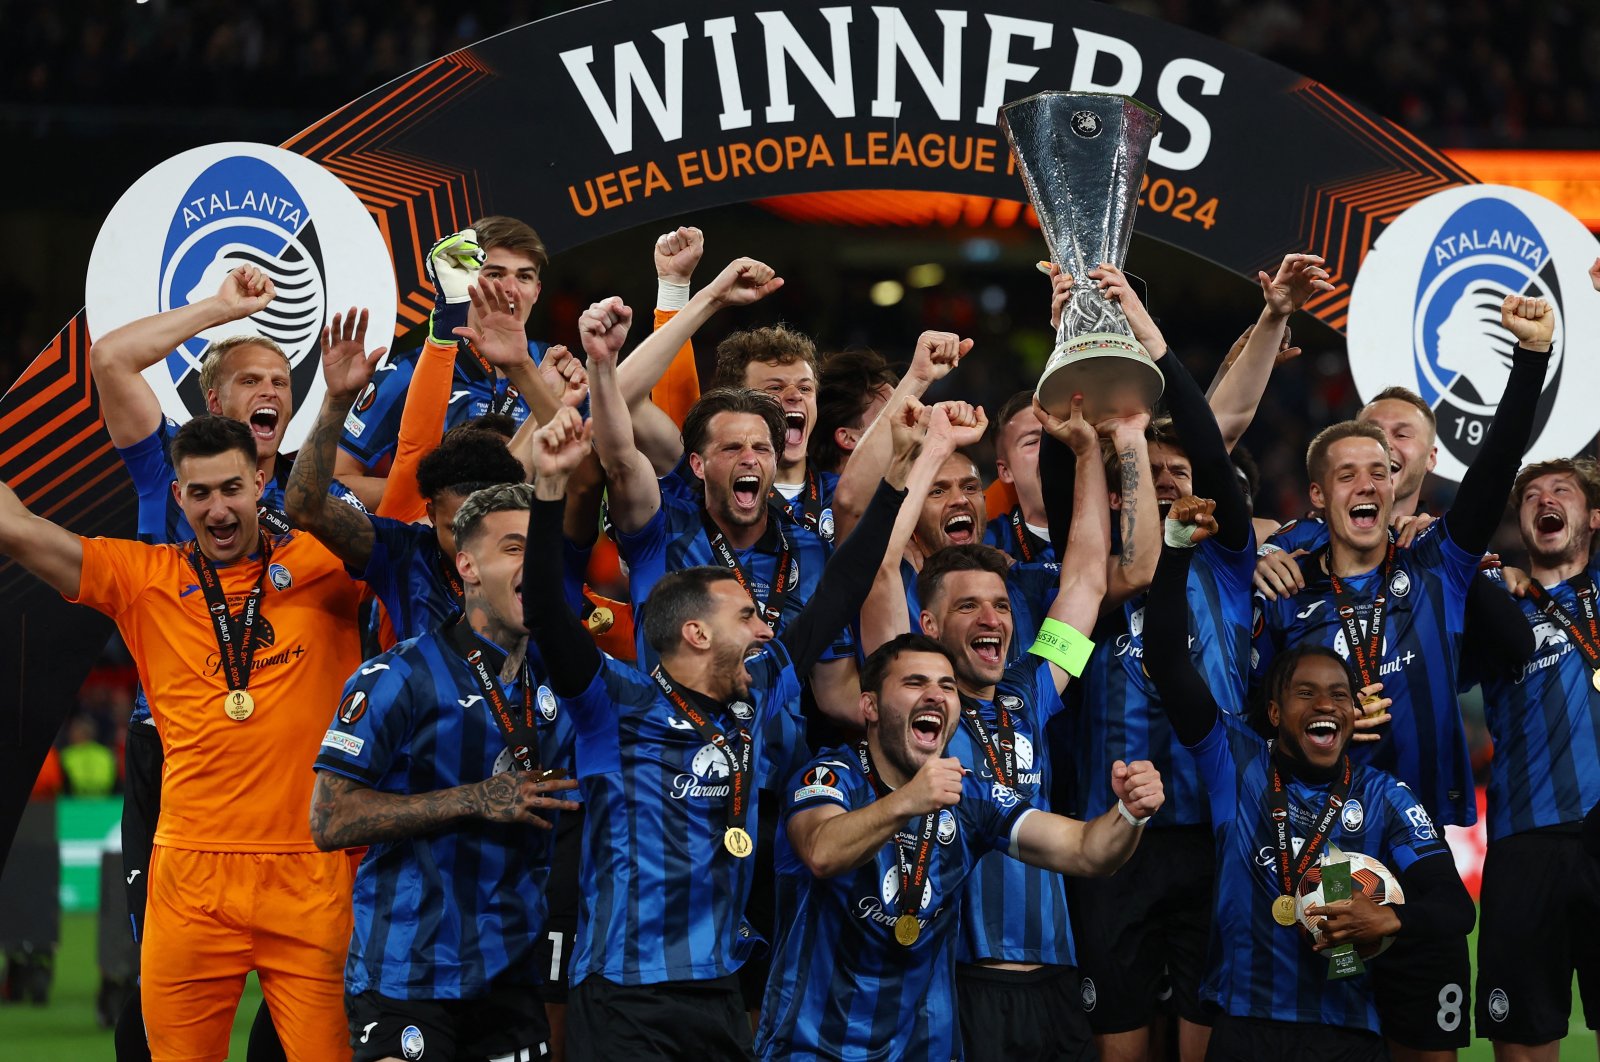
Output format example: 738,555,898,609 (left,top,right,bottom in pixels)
656,279,691,311
1257,542,1283,558
1116,800,1151,827
1028,618,1094,677
1164,518,1202,550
